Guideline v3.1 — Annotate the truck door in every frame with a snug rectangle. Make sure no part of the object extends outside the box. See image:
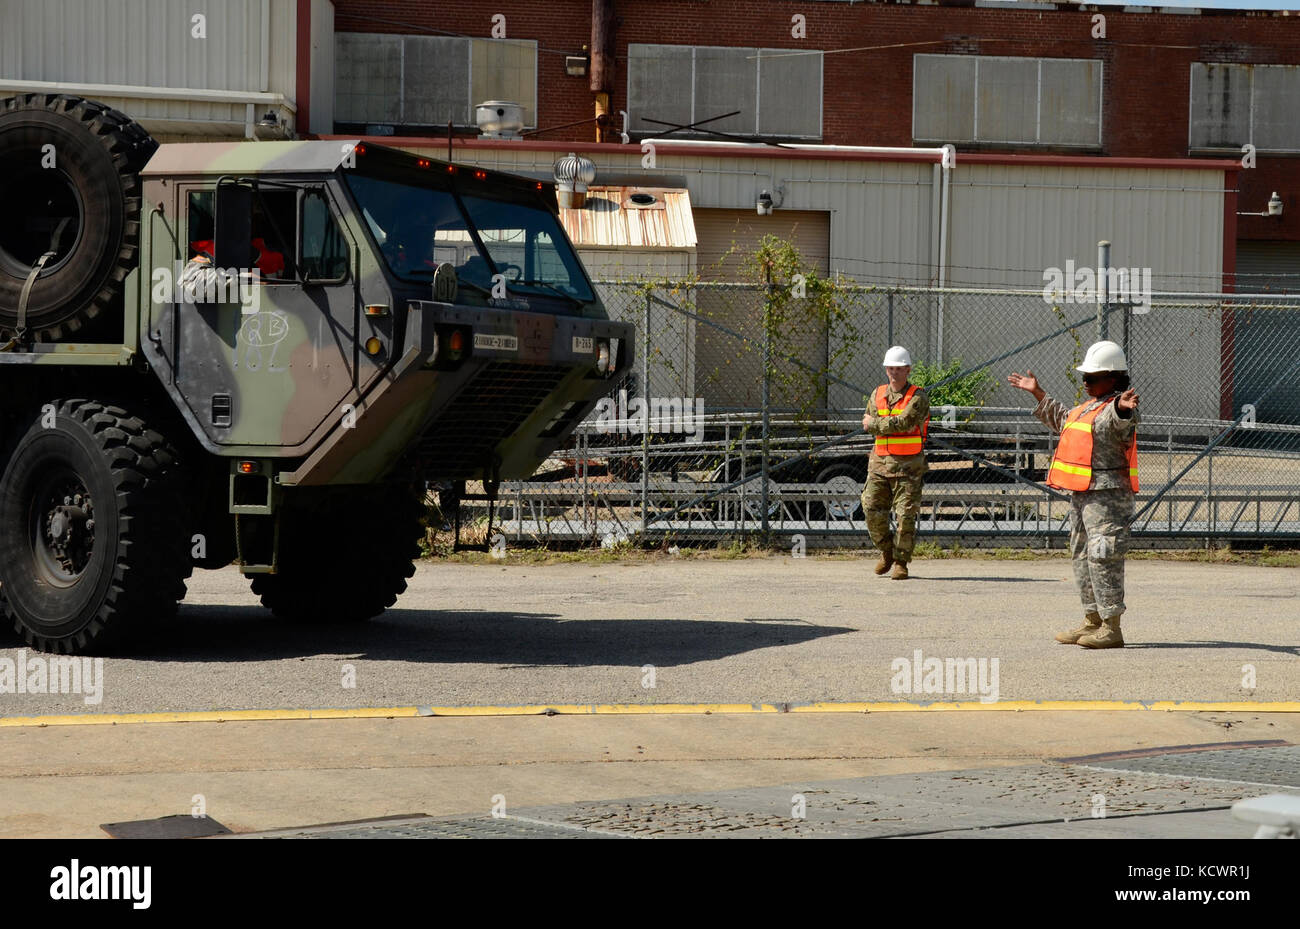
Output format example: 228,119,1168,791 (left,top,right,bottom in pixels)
153,183,382,453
